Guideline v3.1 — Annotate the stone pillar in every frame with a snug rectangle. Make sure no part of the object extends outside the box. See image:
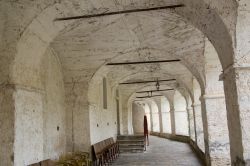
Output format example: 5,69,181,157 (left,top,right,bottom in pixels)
170,105,176,135
222,66,250,165
201,94,230,166
187,107,196,141
149,104,154,132
0,85,15,166
192,103,205,152
154,98,163,134
202,37,231,165
225,1,250,165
